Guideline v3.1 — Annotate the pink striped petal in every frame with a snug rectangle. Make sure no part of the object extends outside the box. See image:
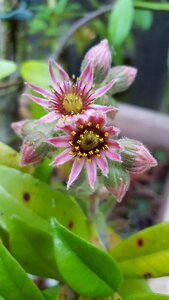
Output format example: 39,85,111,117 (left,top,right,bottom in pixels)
35,111,60,124
51,149,75,166
23,93,49,108
108,140,122,150
96,154,108,176
80,63,93,90
53,61,69,81
105,150,122,162
49,60,61,92
90,79,118,99
106,126,120,137
48,136,70,147
67,158,85,188
86,159,97,190
90,104,118,114
27,83,54,98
